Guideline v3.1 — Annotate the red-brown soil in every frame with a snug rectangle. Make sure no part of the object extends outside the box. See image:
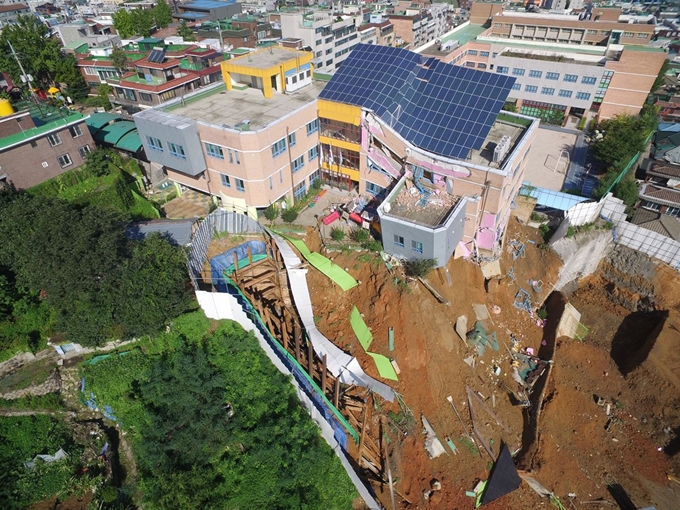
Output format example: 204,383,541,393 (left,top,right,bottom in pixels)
302,218,680,509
